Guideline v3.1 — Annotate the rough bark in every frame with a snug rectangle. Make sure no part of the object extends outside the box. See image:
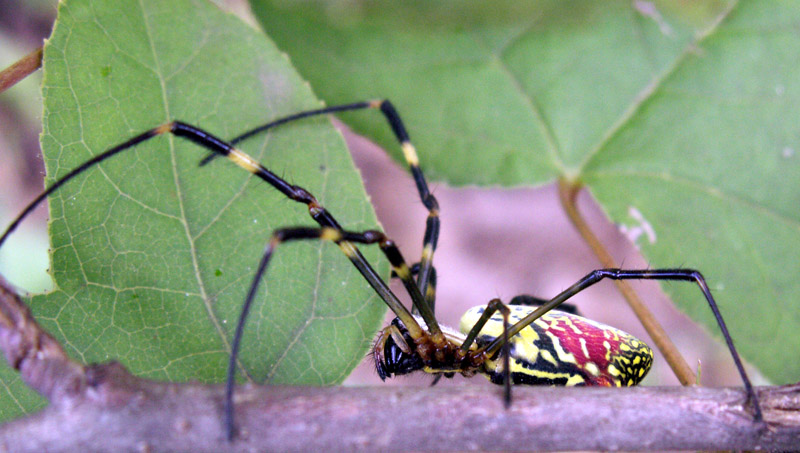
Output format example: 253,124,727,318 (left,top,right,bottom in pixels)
0,277,798,452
